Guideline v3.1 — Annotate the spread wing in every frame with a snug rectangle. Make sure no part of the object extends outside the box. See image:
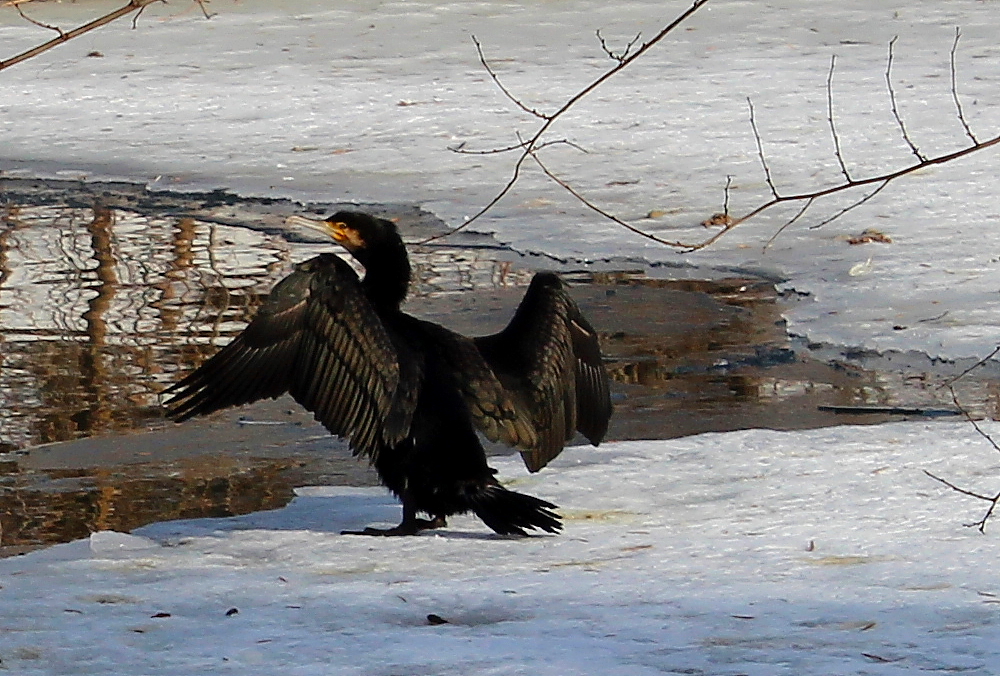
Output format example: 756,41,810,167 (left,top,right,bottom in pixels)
473,272,612,472
162,253,417,460
415,320,540,452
